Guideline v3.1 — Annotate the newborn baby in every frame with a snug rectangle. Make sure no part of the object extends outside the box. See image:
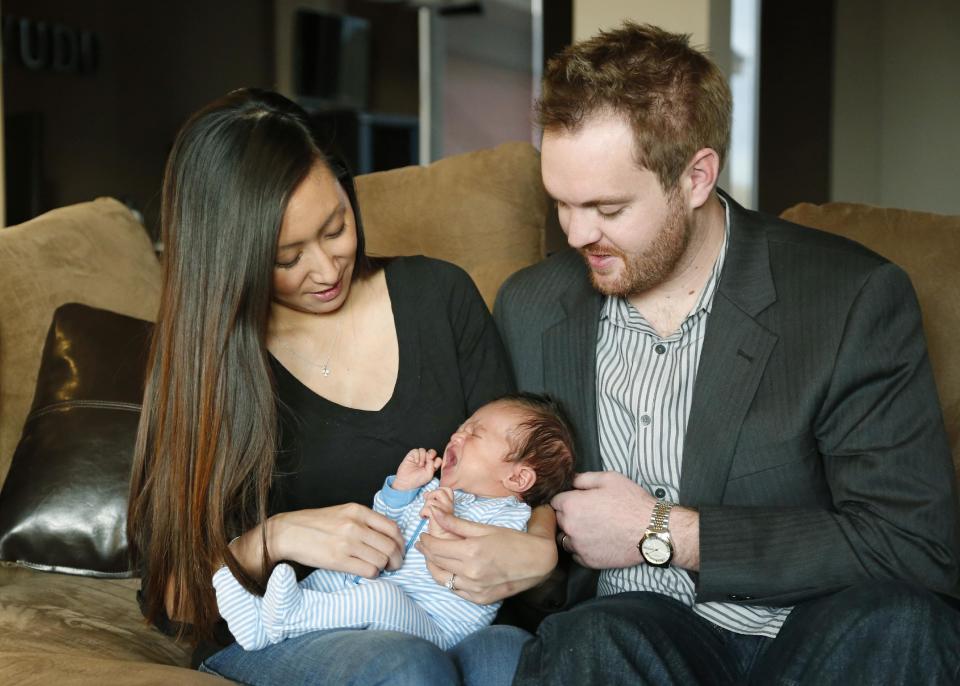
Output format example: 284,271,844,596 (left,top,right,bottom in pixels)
213,392,575,650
